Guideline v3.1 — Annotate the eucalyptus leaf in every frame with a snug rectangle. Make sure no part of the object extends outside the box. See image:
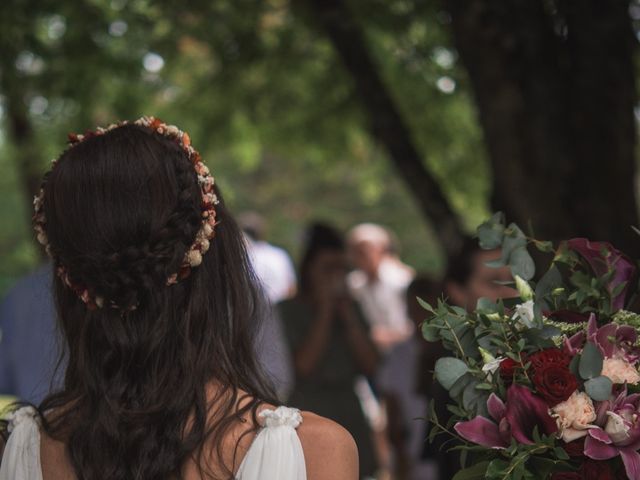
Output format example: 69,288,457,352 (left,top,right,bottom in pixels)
476,297,498,314
421,323,440,342
449,372,474,397
435,357,469,391
509,247,536,281
569,355,580,376
579,342,603,379
584,375,613,401
535,264,564,301
477,212,505,249
501,224,527,263
462,380,481,410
